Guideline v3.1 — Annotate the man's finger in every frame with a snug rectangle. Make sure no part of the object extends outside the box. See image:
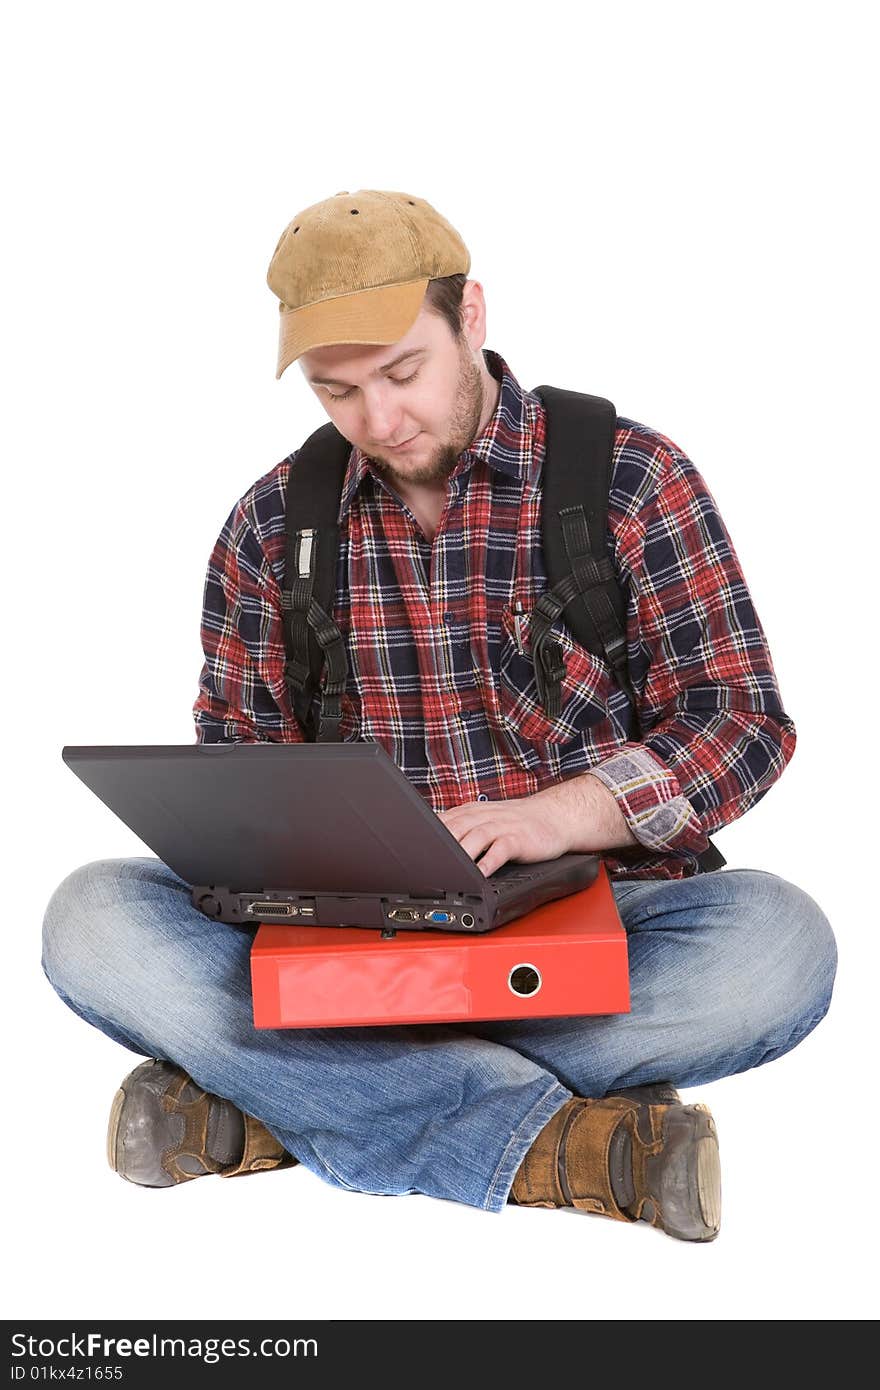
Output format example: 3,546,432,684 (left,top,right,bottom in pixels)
457,826,495,861
440,809,498,839
475,846,507,876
